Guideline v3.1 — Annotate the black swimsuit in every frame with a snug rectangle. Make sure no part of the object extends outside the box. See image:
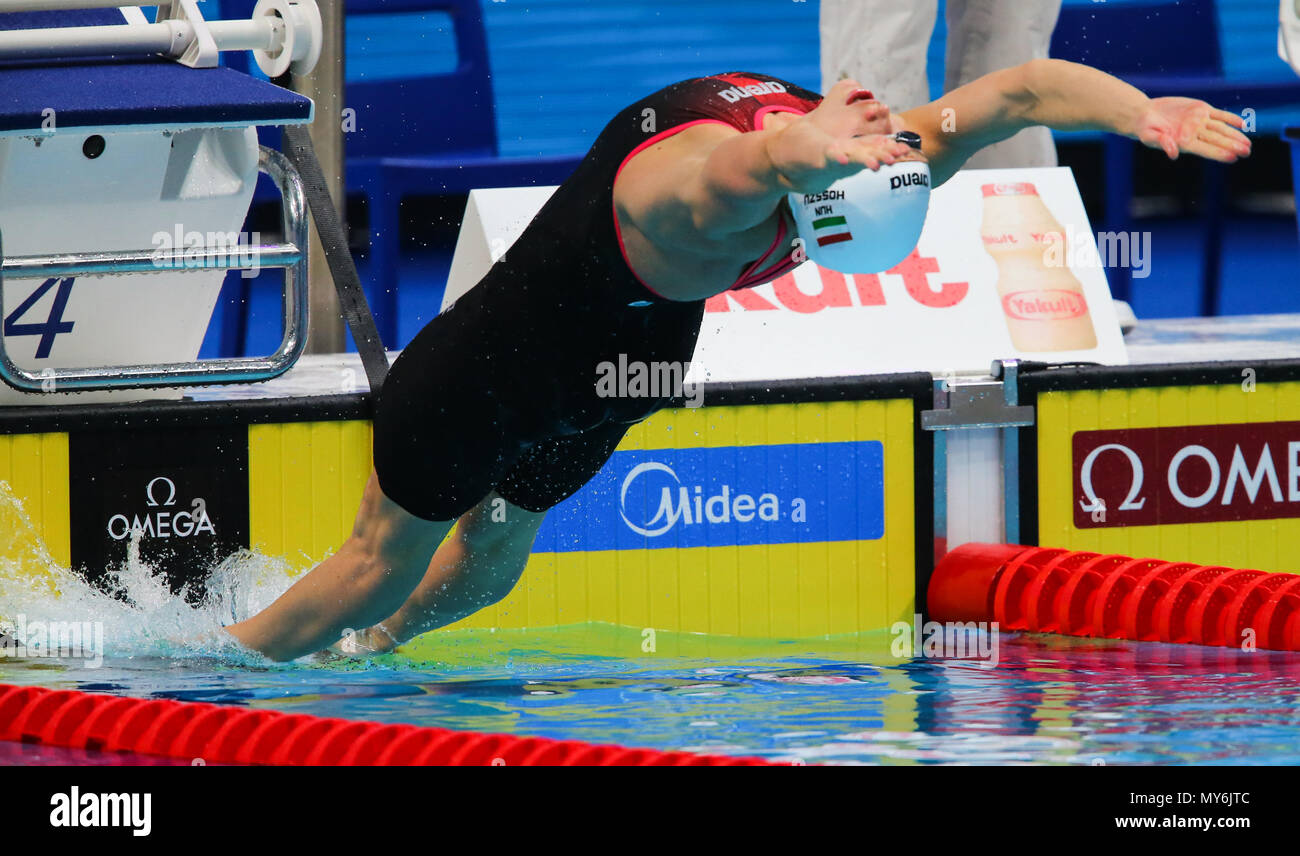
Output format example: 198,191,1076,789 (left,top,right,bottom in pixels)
373,72,823,521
